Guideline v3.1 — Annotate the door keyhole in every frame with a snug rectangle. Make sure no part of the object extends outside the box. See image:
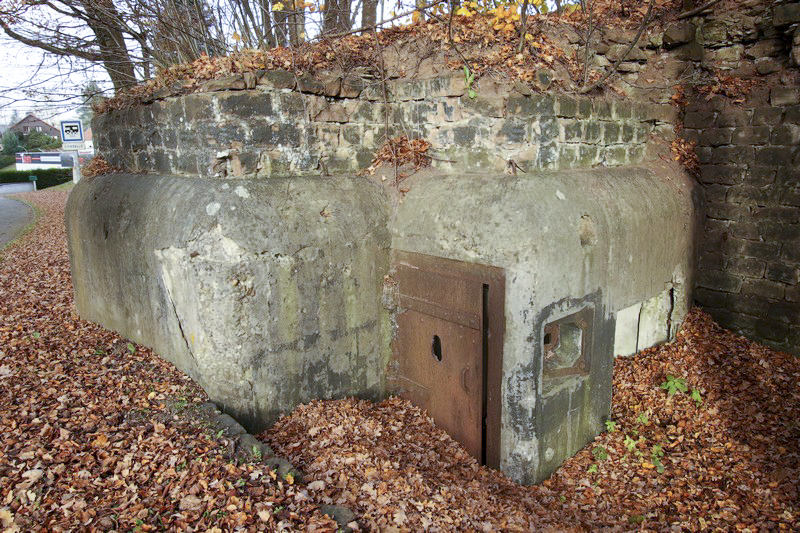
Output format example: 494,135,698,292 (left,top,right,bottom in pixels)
432,335,443,362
